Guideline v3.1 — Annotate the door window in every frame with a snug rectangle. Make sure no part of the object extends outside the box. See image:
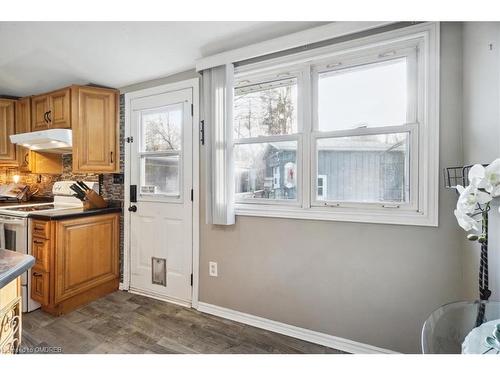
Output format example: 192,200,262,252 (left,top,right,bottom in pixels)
138,103,184,198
